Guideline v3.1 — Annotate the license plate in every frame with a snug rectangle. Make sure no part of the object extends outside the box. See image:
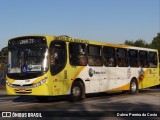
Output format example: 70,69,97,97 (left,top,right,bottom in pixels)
19,88,26,92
